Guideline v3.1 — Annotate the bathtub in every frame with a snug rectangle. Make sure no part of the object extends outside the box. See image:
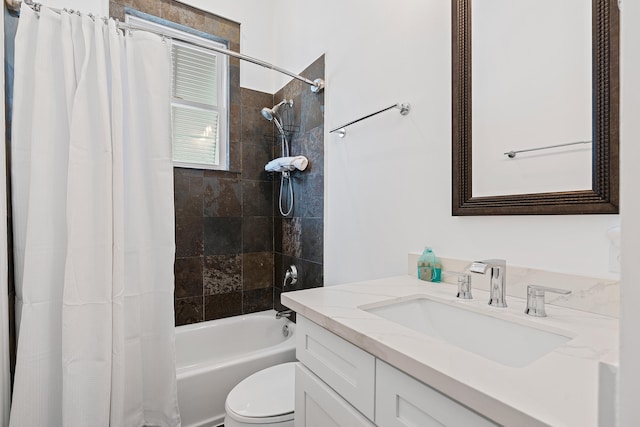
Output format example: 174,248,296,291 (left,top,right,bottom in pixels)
175,310,296,427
